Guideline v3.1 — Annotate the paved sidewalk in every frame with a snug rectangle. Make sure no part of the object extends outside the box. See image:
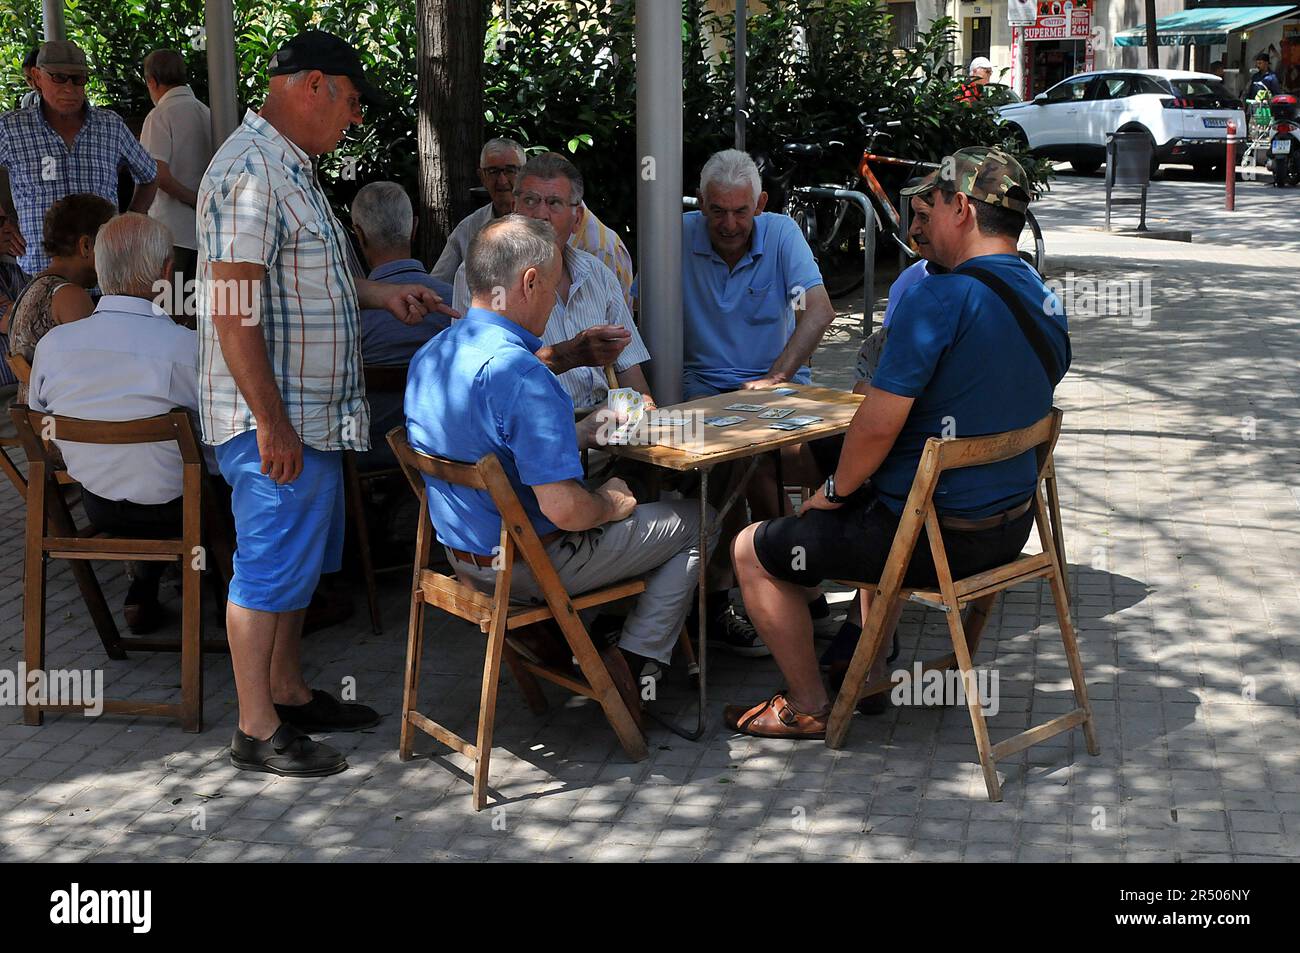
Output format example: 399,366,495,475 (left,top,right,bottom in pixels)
1,176,1297,863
